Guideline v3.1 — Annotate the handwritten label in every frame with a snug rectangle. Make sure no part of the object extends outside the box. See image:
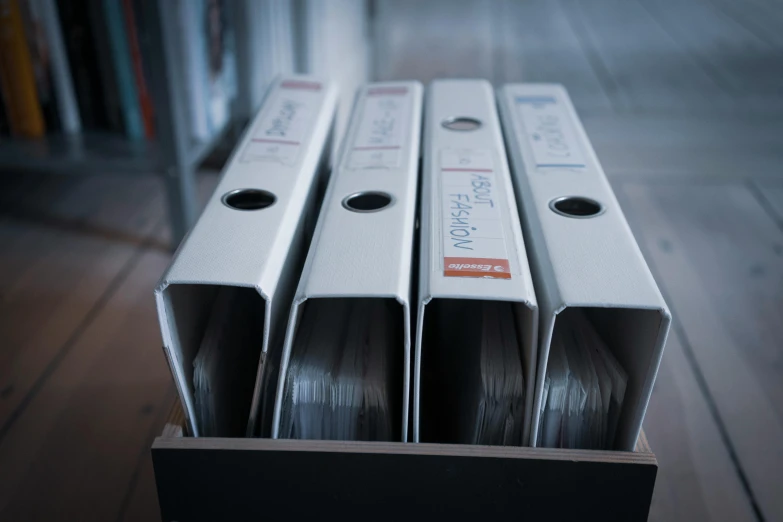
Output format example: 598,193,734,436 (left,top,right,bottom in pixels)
348,86,411,169
515,95,586,169
241,81,322,165
439,149,511,279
